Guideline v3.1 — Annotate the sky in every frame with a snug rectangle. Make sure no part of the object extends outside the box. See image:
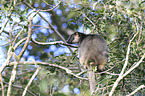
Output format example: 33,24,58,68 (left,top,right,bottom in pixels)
0,35,8,66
